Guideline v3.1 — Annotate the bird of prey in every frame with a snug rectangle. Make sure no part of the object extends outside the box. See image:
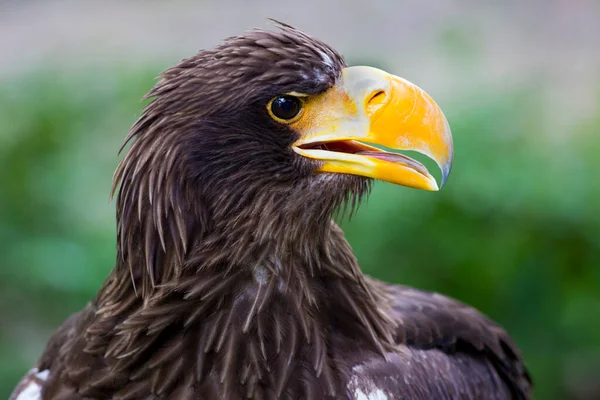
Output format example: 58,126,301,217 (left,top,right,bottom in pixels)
11,22,531,400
